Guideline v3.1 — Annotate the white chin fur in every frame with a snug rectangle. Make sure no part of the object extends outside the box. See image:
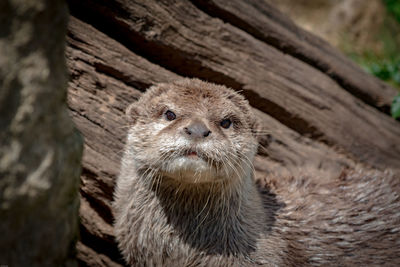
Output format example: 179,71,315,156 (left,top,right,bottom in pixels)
162,156,218,183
